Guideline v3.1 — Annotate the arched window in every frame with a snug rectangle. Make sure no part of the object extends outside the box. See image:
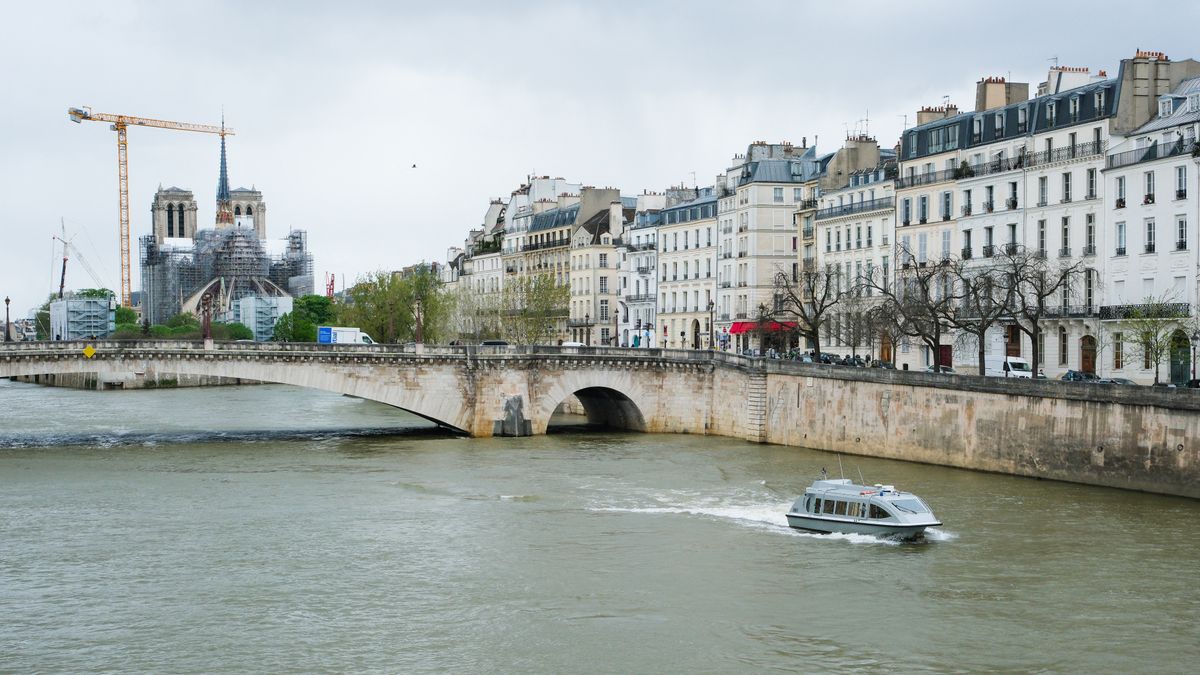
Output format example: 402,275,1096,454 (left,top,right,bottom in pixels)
246,206,253,216
235,205,242,216
166,203,175,237
177,204,186,237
